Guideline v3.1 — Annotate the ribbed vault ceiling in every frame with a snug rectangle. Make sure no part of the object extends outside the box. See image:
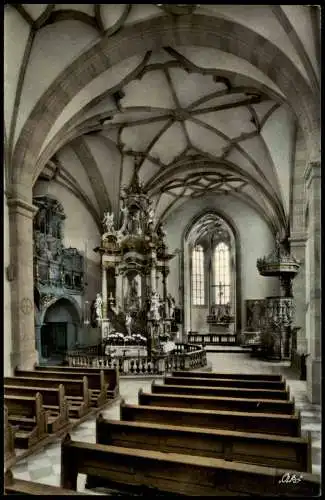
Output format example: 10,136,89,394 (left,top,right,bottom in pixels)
5,4,320,235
